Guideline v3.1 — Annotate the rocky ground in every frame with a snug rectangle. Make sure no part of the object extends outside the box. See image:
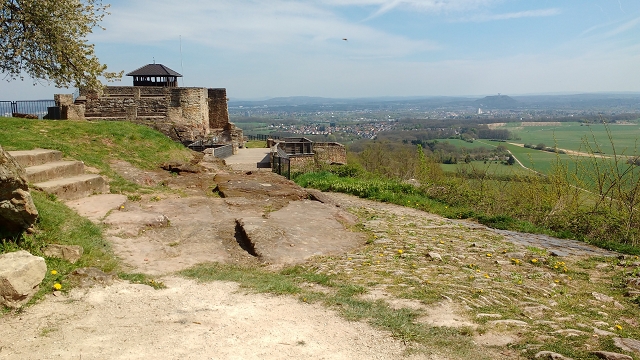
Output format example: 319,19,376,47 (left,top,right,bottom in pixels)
1,153,640,359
